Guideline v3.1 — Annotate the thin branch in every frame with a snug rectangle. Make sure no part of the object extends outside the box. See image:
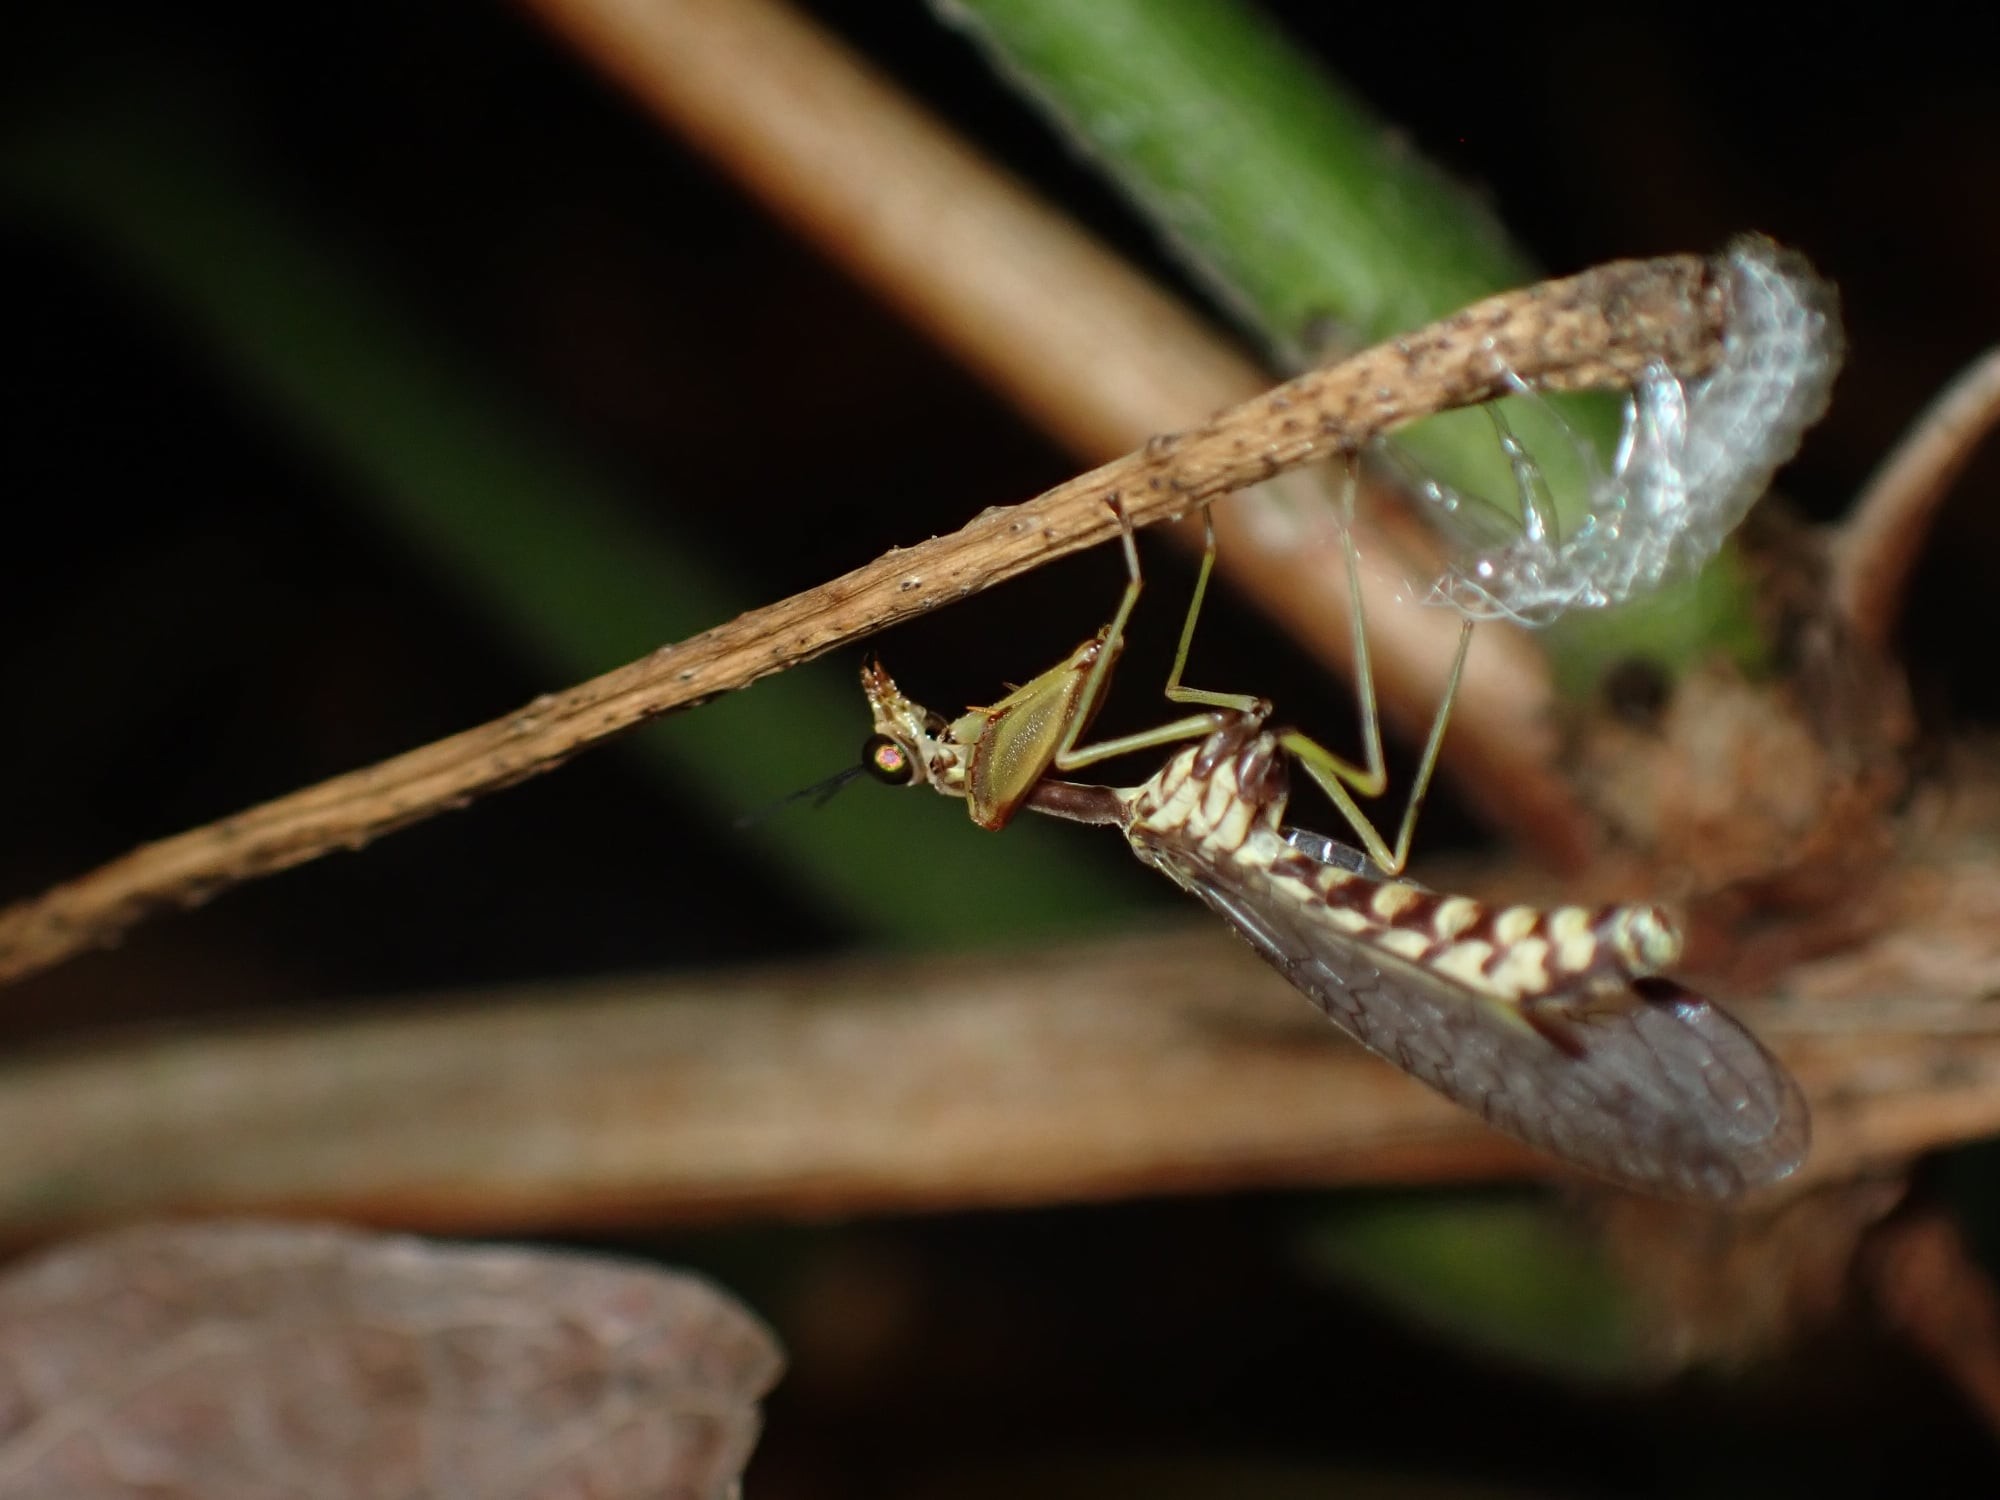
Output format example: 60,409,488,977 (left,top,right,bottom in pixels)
0,254,1728,989
523,0,1254,465
516,0,1579,860
1833,346,2000,651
